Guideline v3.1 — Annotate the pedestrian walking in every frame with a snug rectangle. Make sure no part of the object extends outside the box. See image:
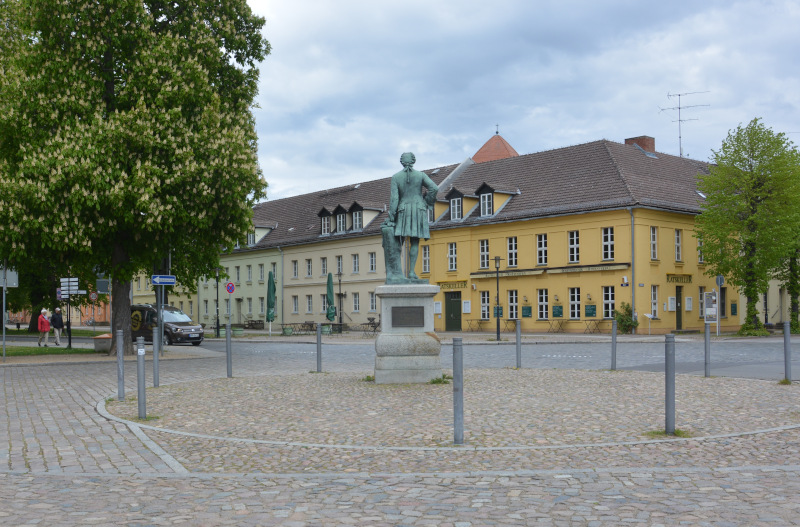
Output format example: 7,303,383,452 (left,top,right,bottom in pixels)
37,308,51,347
51,307,64,346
